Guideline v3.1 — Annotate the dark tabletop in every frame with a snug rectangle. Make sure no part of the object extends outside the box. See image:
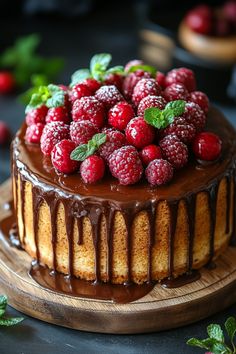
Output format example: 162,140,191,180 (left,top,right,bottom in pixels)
0,2,236,353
